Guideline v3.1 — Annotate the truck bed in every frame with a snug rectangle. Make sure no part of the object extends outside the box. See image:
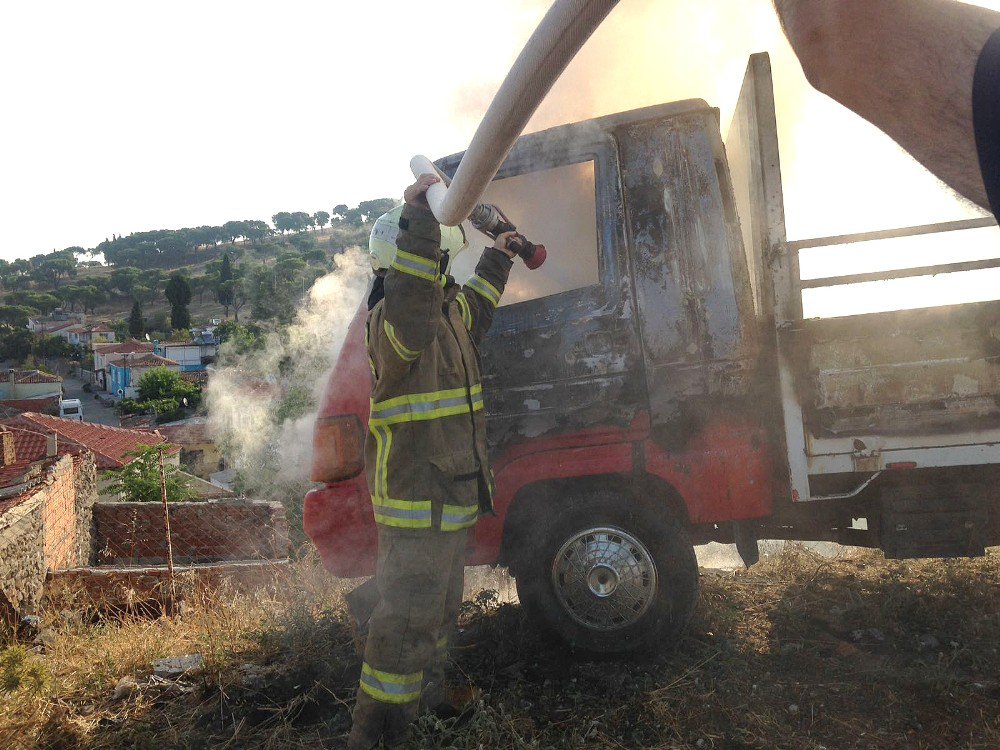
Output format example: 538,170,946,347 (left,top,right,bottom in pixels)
798,300,1000,437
